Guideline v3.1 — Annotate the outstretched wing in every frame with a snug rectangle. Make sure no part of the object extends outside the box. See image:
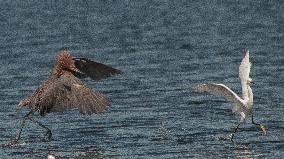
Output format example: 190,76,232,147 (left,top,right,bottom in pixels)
239,50,251,101
72,57,122,80
193,83,245,112
31,75,110,116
